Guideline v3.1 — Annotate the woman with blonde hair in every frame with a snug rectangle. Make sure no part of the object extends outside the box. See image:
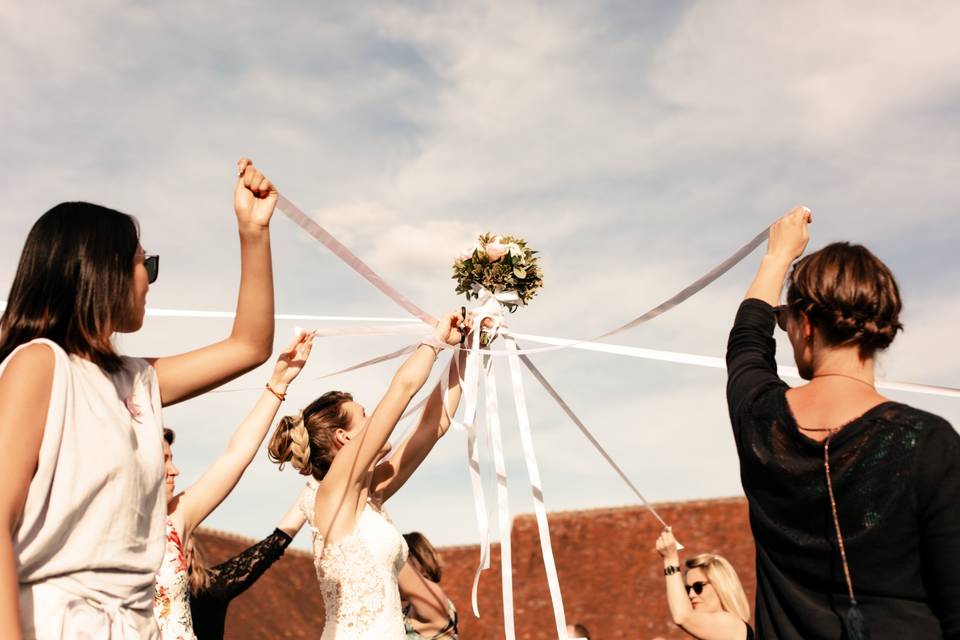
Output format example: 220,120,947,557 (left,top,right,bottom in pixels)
268,312,471,639
656,528,753,640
